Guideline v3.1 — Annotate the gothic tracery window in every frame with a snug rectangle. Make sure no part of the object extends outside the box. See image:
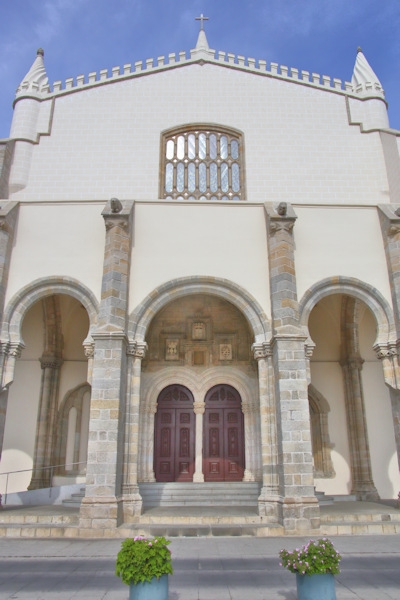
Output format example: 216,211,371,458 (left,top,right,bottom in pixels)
160,125,245,201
